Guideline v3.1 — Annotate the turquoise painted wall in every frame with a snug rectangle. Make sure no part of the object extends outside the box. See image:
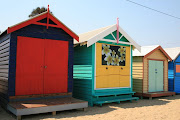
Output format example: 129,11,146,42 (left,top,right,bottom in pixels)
73,45,94,106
